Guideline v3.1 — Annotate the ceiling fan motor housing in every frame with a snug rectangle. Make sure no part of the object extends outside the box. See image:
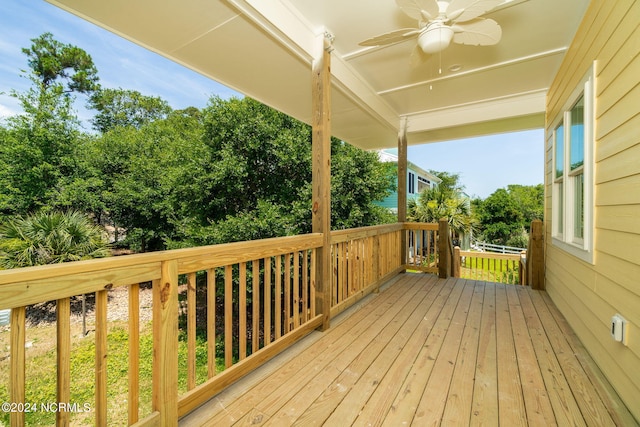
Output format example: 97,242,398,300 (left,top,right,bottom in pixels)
418,22,454,53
